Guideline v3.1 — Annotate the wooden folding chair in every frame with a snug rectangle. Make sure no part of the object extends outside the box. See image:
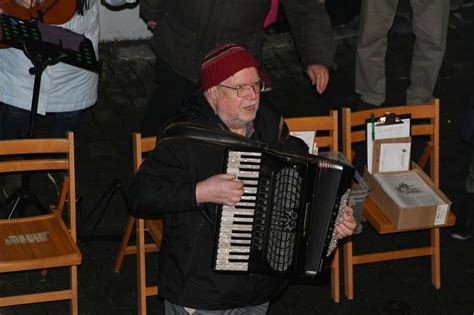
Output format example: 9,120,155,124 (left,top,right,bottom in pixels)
113,133,162,314
284,110,341,302
0,132,81,314
341,98,456,299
